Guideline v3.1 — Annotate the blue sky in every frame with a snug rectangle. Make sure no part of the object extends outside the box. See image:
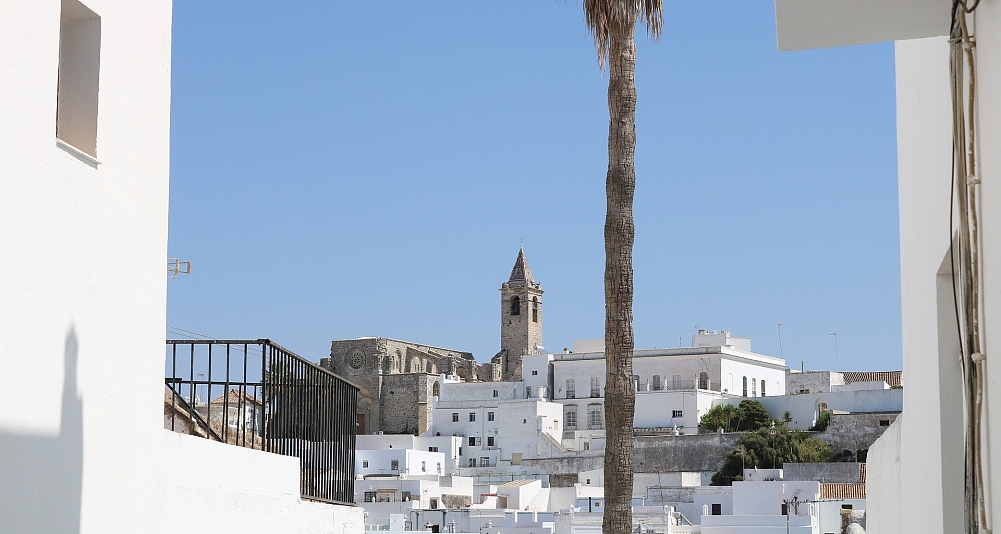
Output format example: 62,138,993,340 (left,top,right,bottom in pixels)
167,1,901,372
